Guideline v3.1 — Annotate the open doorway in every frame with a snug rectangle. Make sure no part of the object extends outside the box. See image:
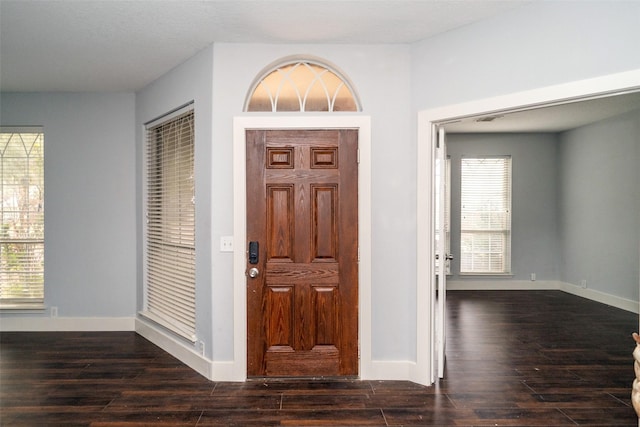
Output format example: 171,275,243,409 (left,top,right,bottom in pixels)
418,69,640,383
